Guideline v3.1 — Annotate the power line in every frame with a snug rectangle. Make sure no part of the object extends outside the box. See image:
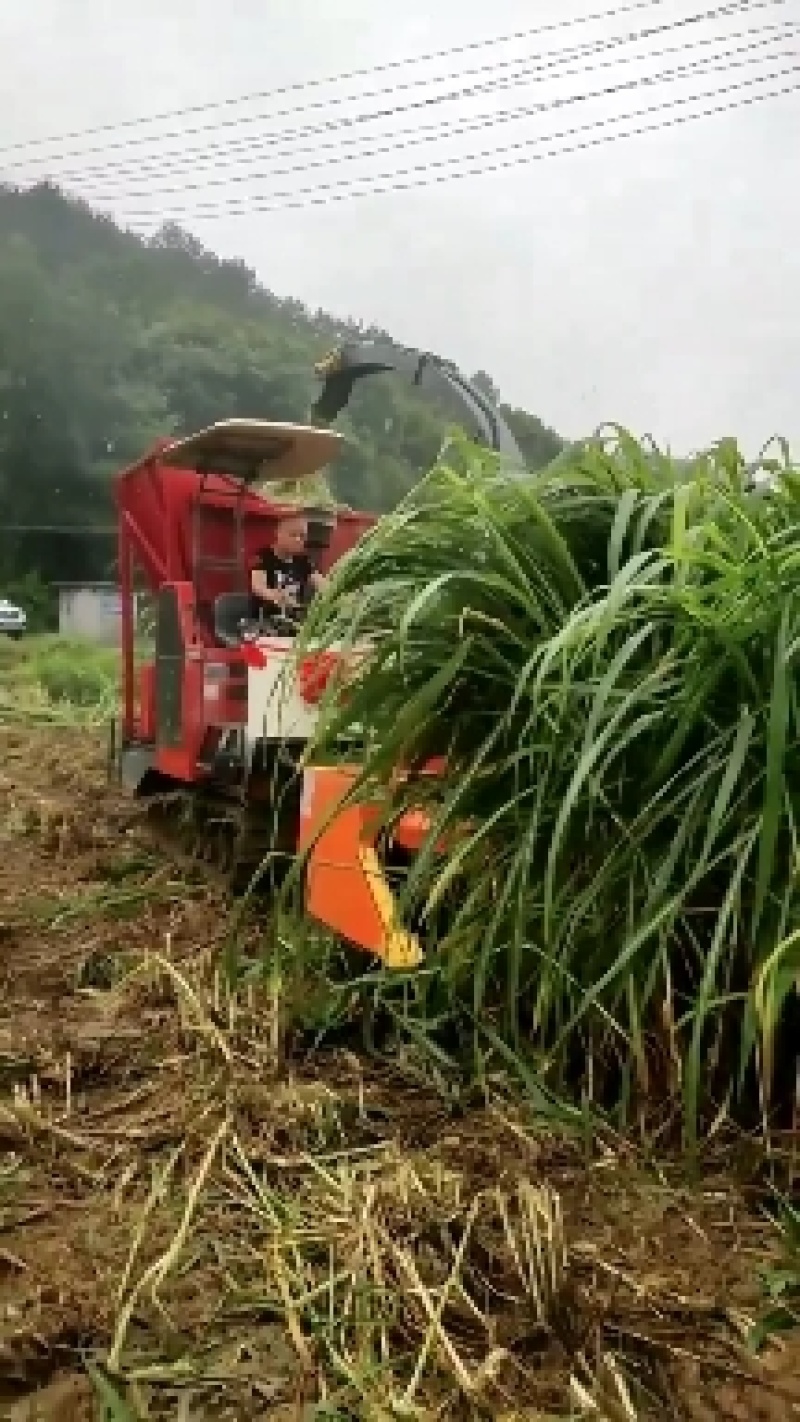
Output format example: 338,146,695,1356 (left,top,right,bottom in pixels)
104,63,800,222
70,32,797,206
0,0,777,159
45,18,796,196
21,17,781,181
0,0,784,172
